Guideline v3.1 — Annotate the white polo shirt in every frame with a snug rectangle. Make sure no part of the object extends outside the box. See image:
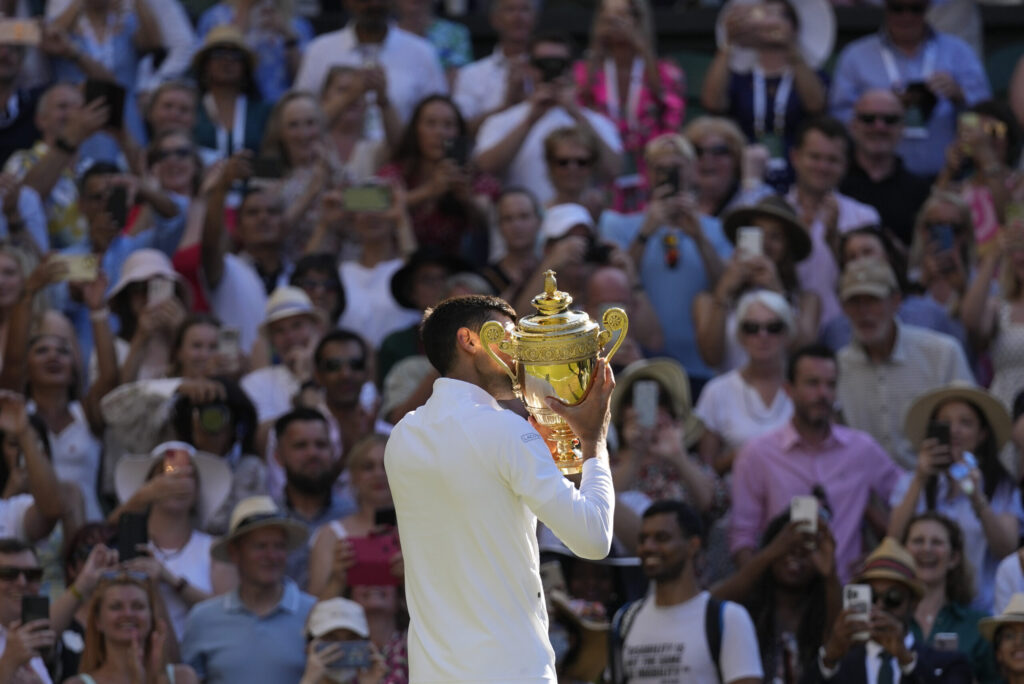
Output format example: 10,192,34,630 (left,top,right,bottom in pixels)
385,378,614,683
453,48,517,122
